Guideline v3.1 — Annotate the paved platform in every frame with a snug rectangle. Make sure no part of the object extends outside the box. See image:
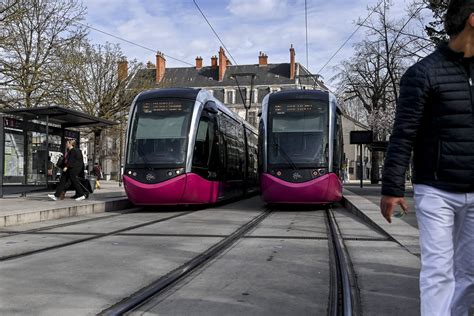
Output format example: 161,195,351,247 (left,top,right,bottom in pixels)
342,183,420,256
0,181,130,227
